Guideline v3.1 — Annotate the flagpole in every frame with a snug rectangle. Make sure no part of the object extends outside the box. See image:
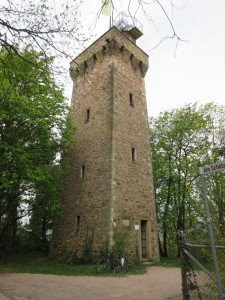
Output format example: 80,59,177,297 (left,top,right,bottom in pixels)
111,1,113,28
110,0,112,28
101,0,112,28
